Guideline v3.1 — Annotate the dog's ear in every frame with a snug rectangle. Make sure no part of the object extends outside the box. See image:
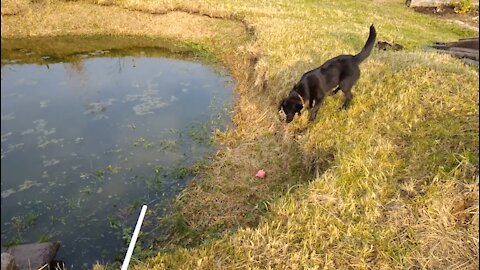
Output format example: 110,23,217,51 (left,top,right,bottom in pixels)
295,102,303,115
